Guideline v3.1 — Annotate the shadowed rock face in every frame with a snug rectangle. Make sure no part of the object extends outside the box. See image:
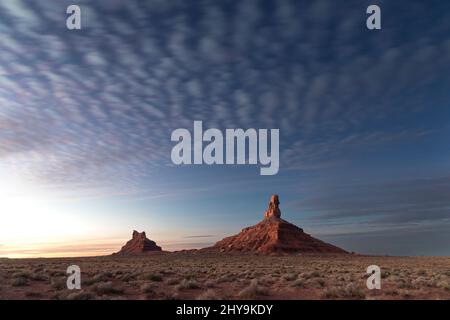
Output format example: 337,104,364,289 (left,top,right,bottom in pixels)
213,195,347,254
114,230,162,255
